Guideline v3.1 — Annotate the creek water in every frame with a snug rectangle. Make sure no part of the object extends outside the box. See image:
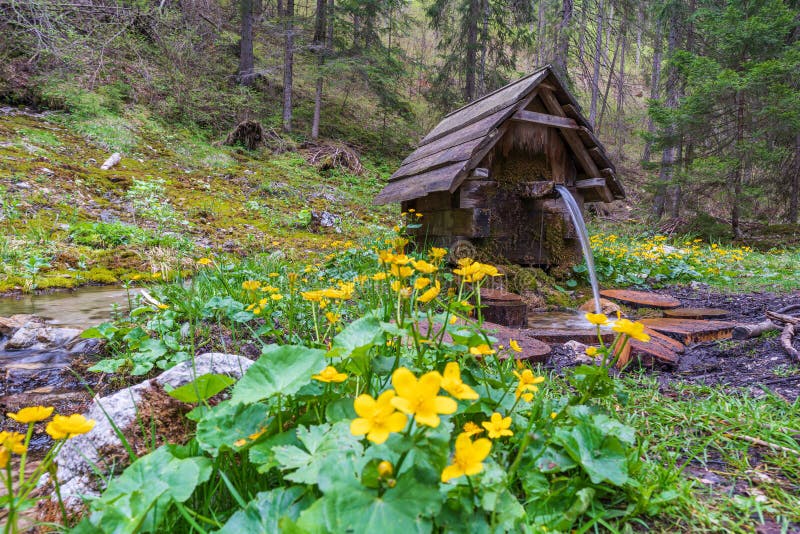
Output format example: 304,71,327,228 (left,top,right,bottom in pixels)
554,185,601,315
0,285,131,329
